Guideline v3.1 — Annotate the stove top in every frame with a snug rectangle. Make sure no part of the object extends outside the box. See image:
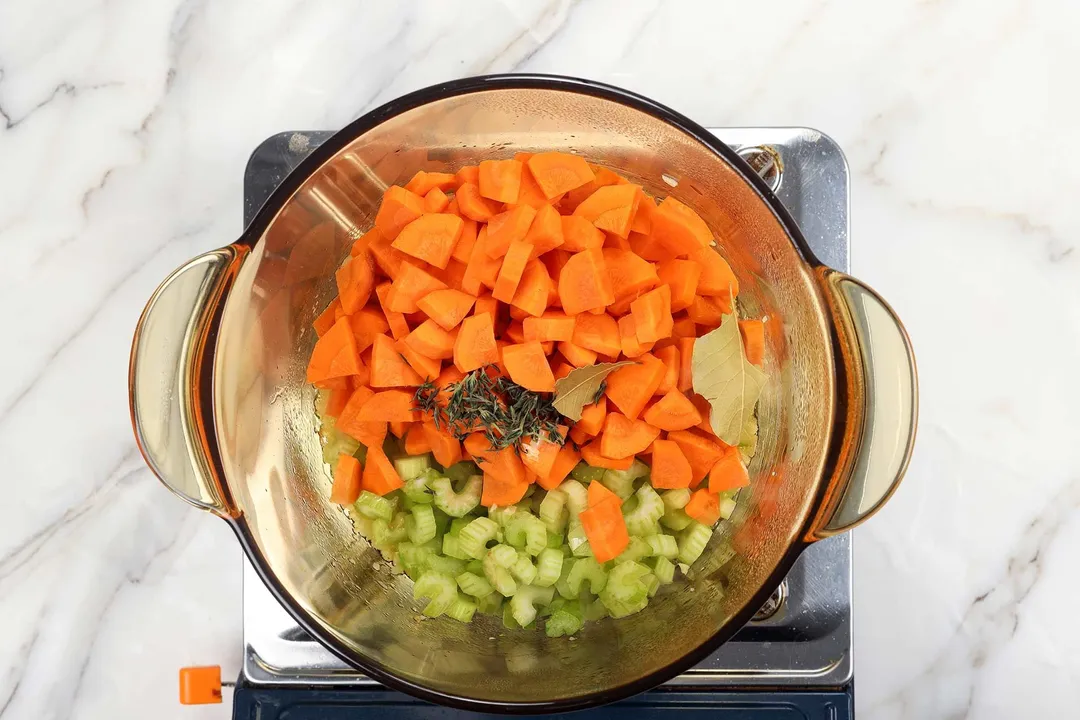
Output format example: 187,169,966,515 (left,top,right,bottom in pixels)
236,127,852,711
